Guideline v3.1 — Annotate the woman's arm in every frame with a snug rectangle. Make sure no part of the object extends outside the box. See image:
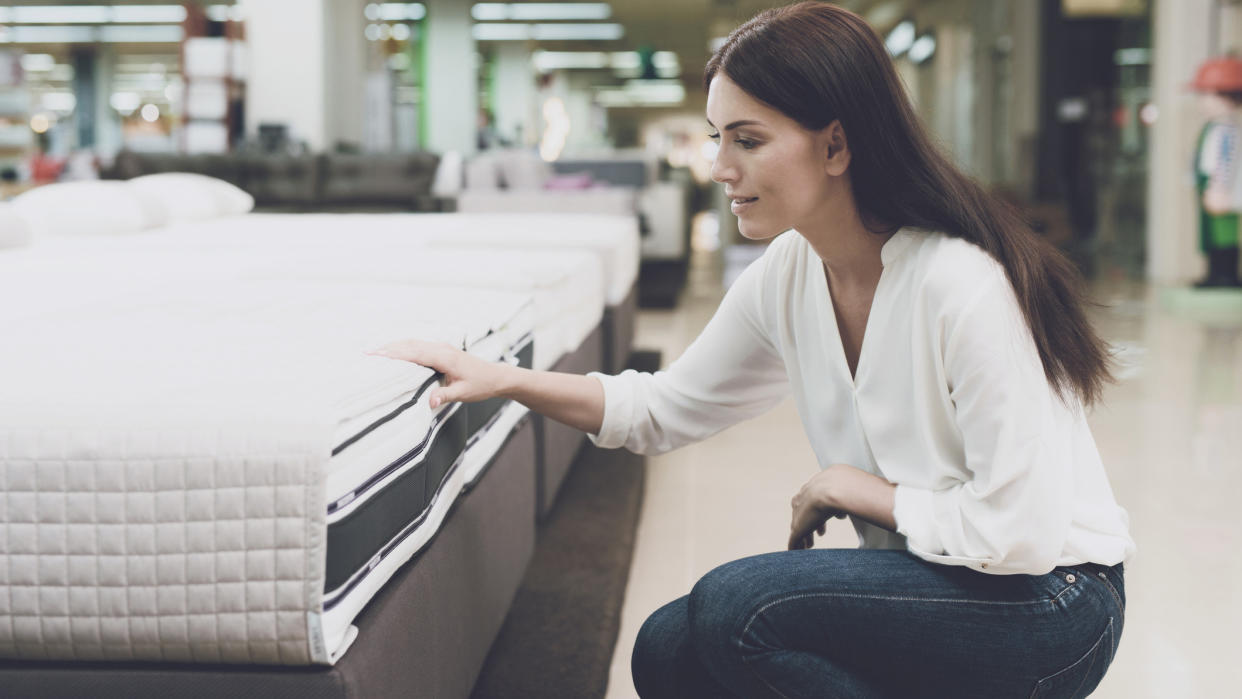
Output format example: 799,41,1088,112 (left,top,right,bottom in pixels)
502,366,604,434
375,241,791,453
788,464,896,550
369,339,605,434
